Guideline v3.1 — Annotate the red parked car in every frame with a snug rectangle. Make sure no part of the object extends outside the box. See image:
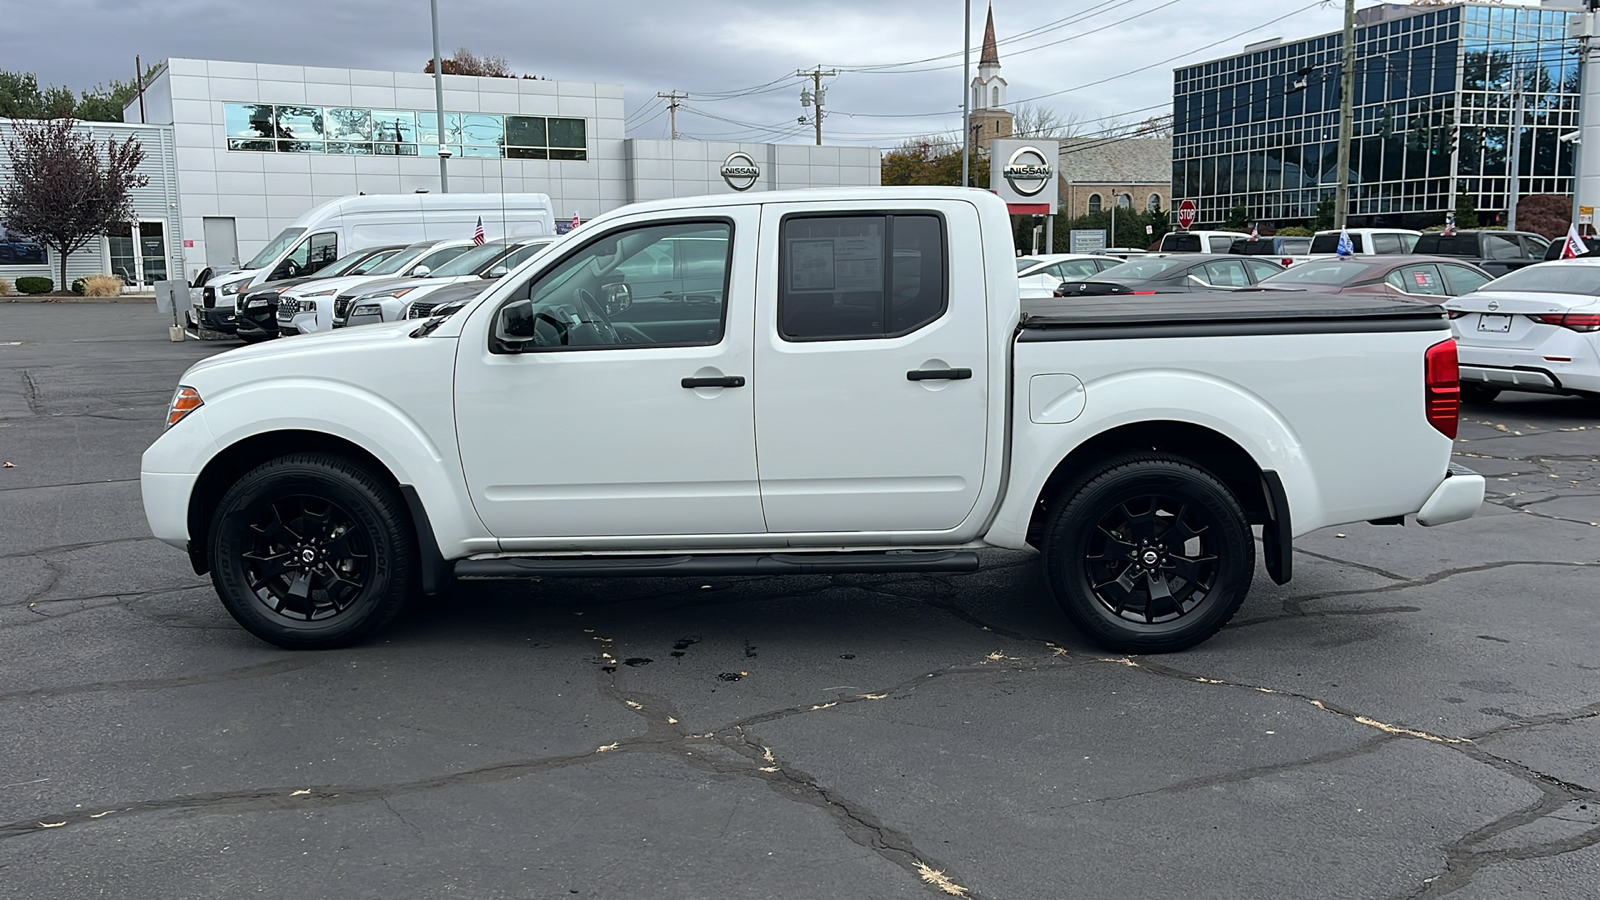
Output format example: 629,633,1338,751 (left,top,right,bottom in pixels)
1248,255,1494,304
